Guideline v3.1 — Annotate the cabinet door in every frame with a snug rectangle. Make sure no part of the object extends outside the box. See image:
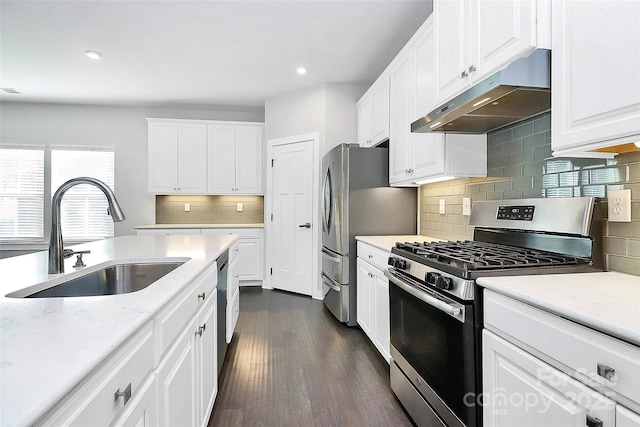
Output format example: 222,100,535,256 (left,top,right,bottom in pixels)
235,125,264,194
227,287,240,345
413,16,435,121
389,50,414,184
371,77,390,145
356,258,374,339
483,330,616,427
551,0,640,153
207,124,237,193
617,406,640,427
469,0,538,84
236,237,263,281
177,124,207,194
148,122,178,194
156,318,198,427
196,292,217,427
433,0,469,106
358,97,374,147
112,375,157,427
227,255,240,343
373,271,390,363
